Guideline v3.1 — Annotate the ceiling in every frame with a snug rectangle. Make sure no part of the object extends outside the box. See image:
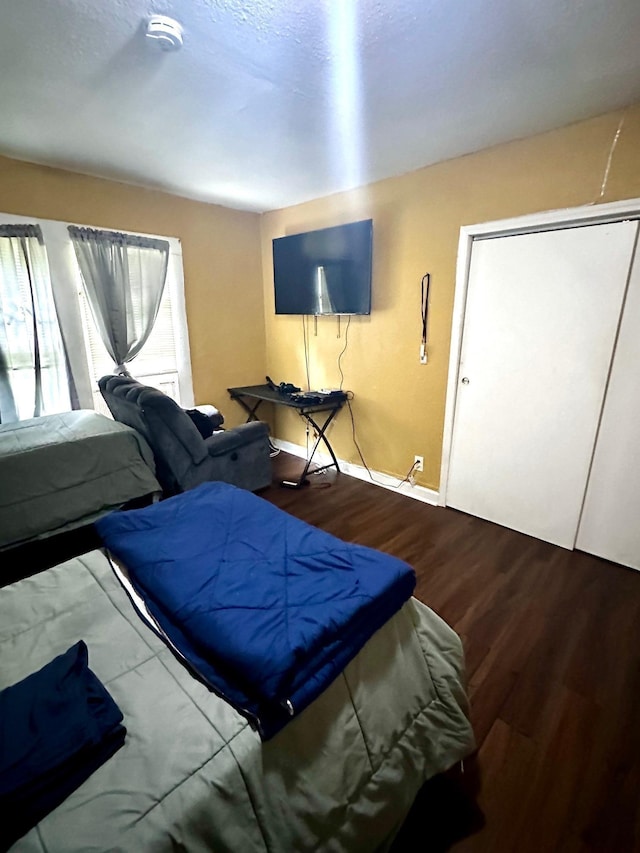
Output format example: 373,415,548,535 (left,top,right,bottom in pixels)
1,0,639,213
